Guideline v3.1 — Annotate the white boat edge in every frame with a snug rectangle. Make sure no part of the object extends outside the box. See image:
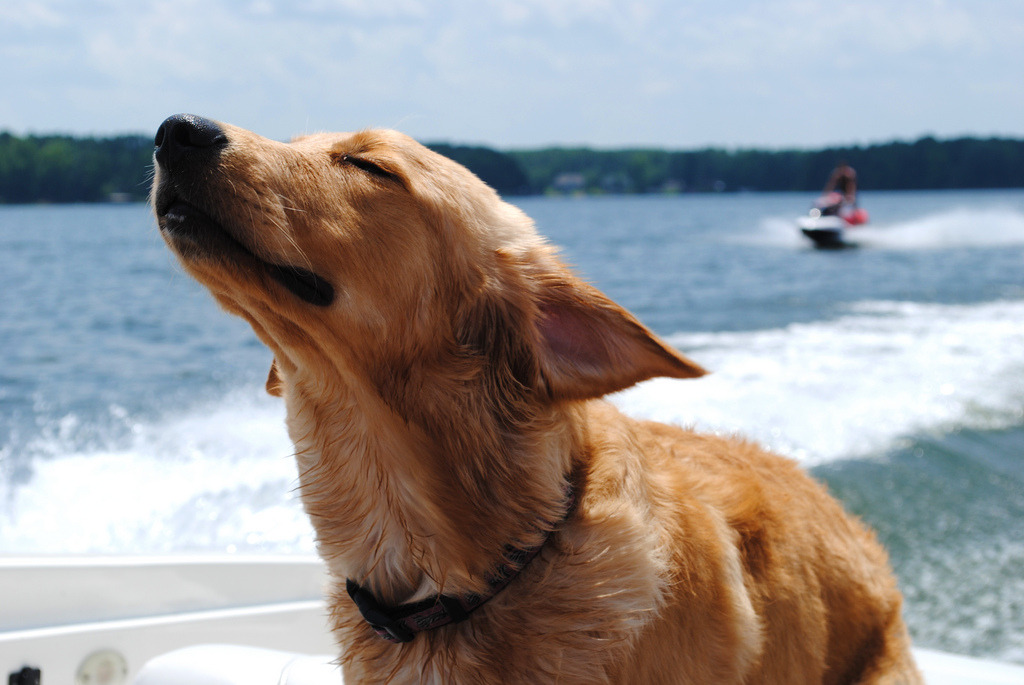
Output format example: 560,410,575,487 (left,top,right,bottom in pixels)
2,556,1022,684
